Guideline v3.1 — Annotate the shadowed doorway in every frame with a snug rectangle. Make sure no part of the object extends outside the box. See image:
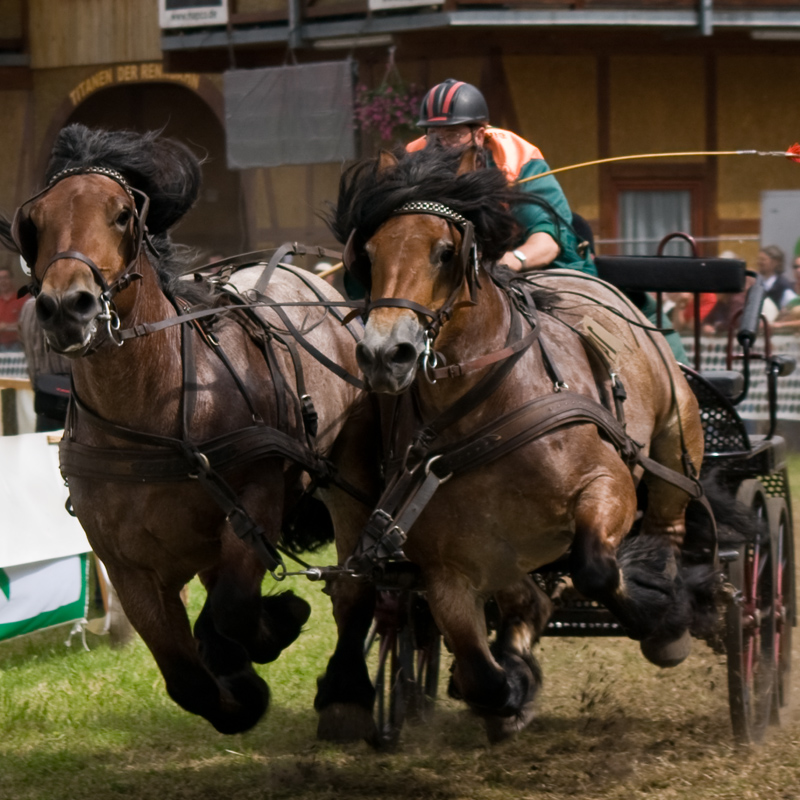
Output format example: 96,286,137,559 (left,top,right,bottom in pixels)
64,82,243,258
